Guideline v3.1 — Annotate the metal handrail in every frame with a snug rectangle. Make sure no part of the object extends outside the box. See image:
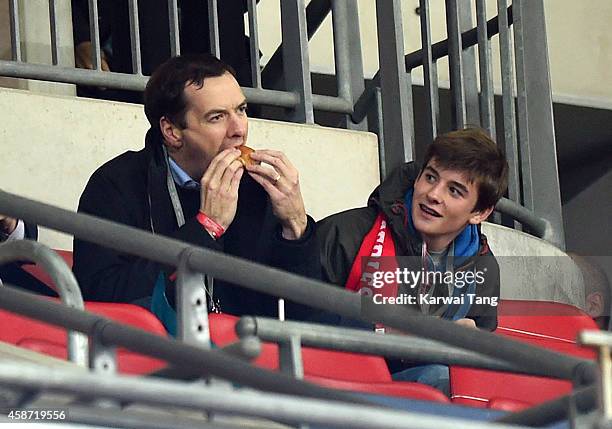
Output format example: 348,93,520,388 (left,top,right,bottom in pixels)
0,359,534,429
0,190,597,385
237,316,548,377
351,5,513,124
0,240,88,366
0,284,371,406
